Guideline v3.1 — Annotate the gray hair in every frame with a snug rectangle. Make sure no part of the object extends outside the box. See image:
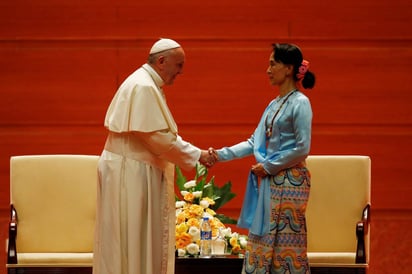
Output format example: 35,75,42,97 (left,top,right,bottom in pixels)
147,48,179,64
